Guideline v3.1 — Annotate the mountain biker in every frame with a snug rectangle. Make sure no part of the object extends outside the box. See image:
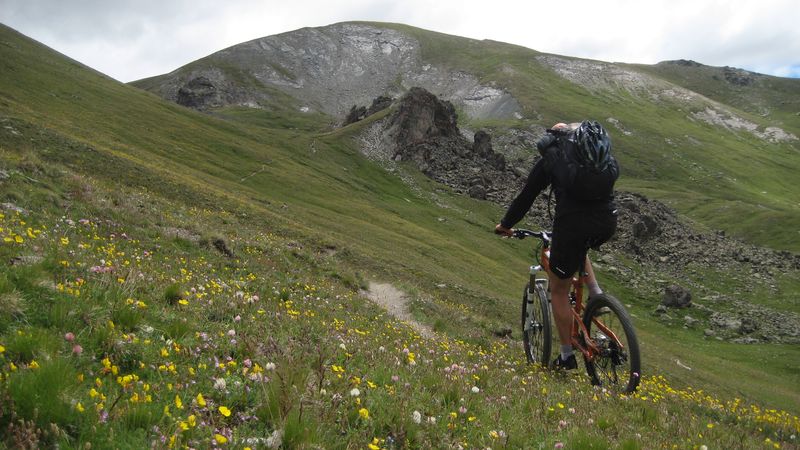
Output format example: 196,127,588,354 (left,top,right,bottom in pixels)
494,121,619,370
